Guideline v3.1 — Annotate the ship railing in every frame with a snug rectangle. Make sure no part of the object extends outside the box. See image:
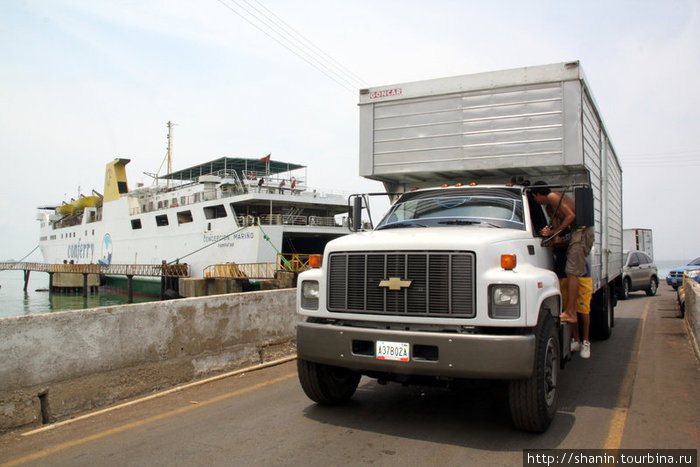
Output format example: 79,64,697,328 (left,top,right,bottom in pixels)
0,262,190,277
235,215,340,227
127,181,345,216
204,262,277,279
